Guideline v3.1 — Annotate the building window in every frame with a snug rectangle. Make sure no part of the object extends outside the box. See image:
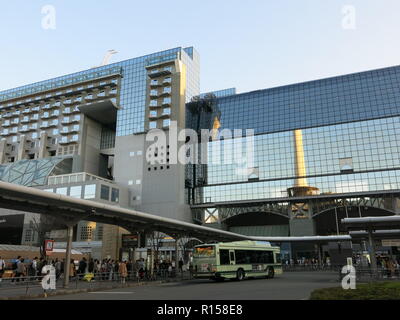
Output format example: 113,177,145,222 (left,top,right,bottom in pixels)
163,87,171,94
149,110,157,117
56,187,68,195
100,185,110,200
162,108,171,115
150,100,158,107
24,229,34,242
162,97,171,104
70,186,82,198
111,188,119,203
163,119,170,127
84,184,96,199
149,121,157,129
